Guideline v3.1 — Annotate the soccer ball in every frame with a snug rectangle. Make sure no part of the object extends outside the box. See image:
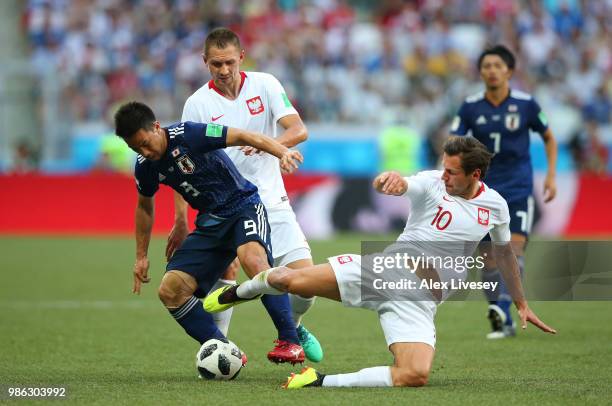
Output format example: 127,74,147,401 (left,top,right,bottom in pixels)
196,338,244,380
